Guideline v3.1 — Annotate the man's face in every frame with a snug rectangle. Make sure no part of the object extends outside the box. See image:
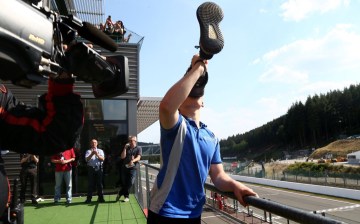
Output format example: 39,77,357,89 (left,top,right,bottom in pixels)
180,96,203,112
91,140,98,148
129,137,137,148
